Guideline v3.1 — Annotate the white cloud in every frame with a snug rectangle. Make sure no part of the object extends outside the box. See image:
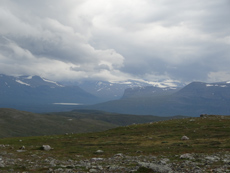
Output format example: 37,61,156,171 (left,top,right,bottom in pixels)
208,71,230,83
0,0,230,83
